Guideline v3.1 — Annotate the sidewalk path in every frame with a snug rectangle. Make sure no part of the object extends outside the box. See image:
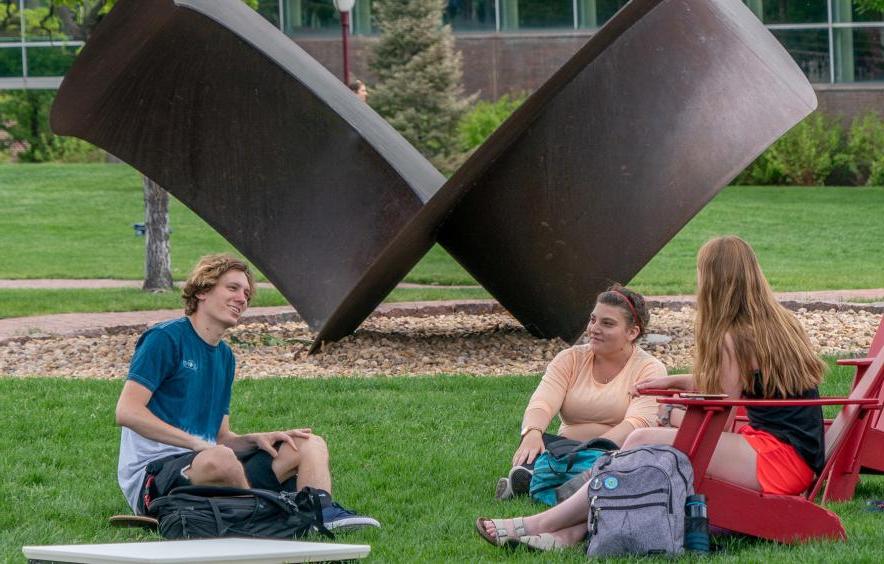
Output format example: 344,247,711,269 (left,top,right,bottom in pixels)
0,279,476,290
0,285,881,342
